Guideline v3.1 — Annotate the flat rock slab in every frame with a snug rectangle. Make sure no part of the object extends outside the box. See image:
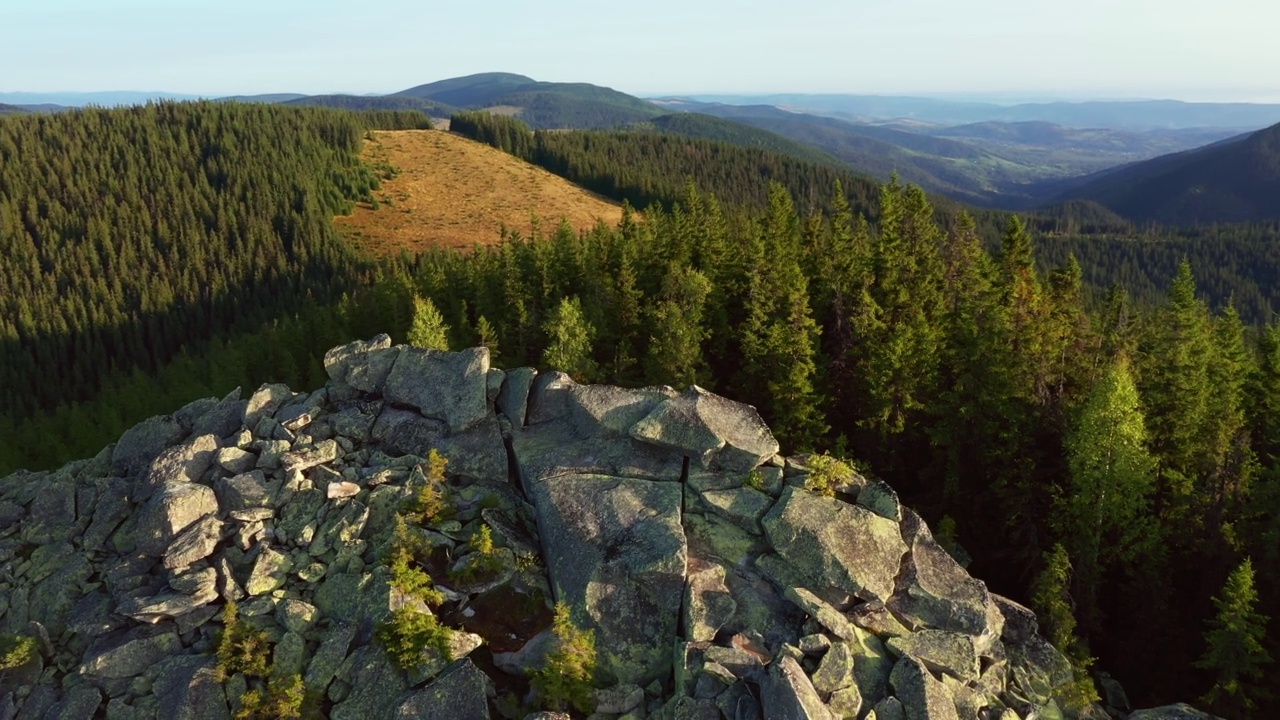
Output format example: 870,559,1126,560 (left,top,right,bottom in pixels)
762,487,907,603
512,422,684,490
372,409,507,482
394,658,492,720
630,386,778,471
383,346,490,432
887,630,981,683
567,384,676,438
532,474,687,685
